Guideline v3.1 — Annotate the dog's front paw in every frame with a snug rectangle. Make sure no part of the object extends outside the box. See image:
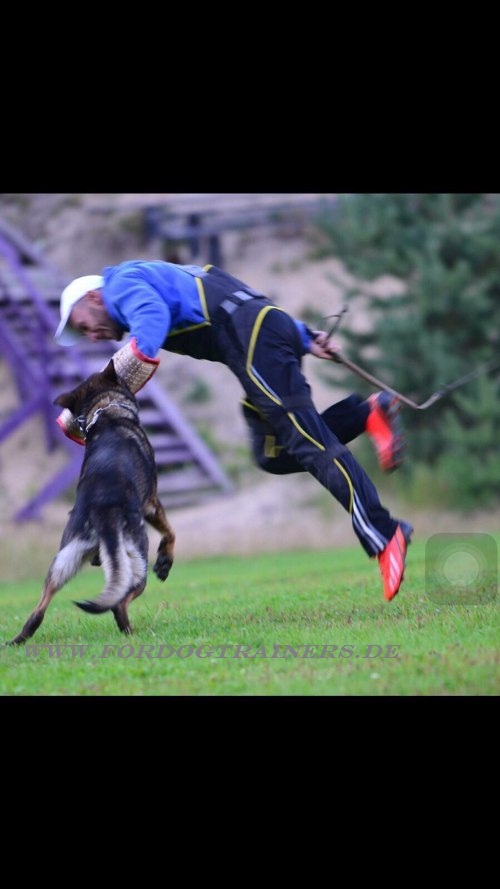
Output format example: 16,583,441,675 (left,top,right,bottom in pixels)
154,554,173,582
